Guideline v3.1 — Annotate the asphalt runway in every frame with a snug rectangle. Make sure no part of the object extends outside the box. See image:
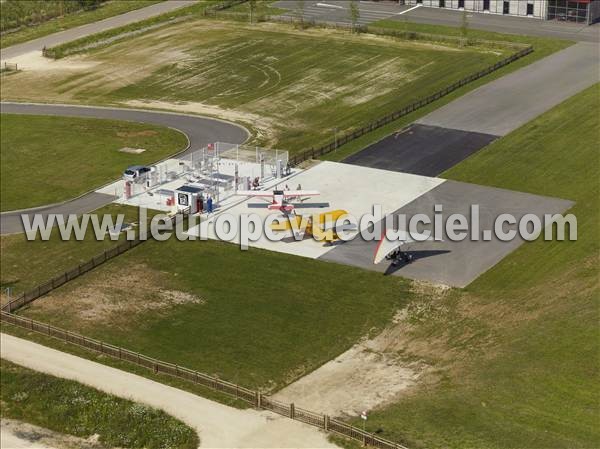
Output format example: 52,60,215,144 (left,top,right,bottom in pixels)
274,0,410,26
343,124,498,176
0,103,248,234
320,180,574,287
418,42,600,136
0,1,197,61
